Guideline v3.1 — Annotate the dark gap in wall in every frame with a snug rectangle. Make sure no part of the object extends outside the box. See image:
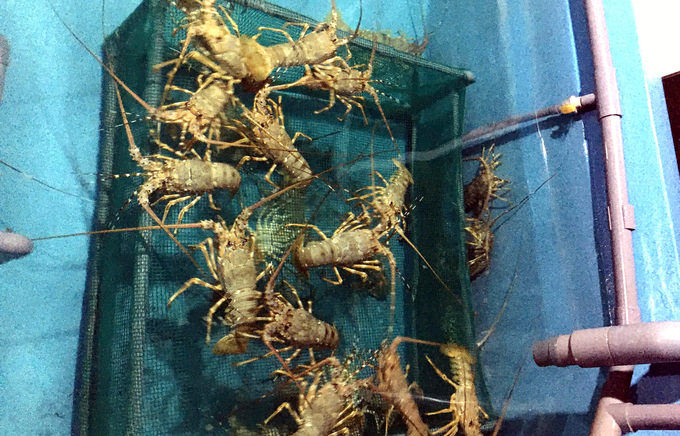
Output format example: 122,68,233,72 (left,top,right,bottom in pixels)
662,71,680,173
